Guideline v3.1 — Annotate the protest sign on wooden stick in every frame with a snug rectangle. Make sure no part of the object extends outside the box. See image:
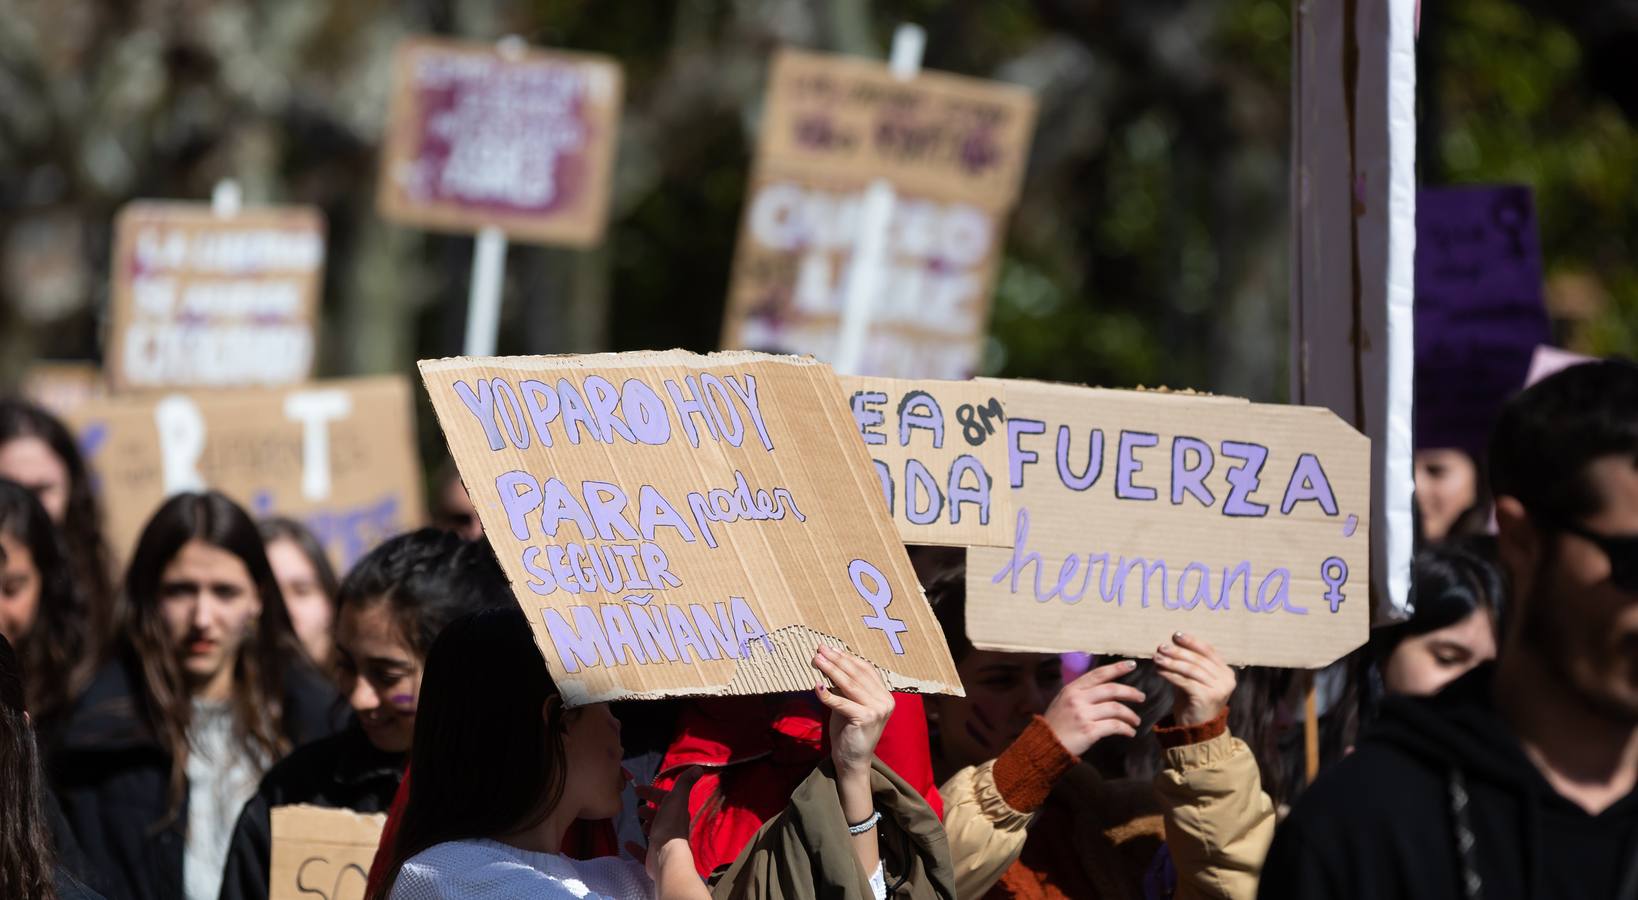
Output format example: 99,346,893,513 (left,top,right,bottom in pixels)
420,350,963,705
106,202,324,391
